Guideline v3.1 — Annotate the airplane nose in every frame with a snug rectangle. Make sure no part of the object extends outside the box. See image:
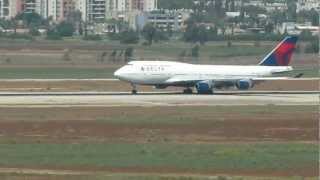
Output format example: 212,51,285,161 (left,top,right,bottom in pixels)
114,69,121,78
